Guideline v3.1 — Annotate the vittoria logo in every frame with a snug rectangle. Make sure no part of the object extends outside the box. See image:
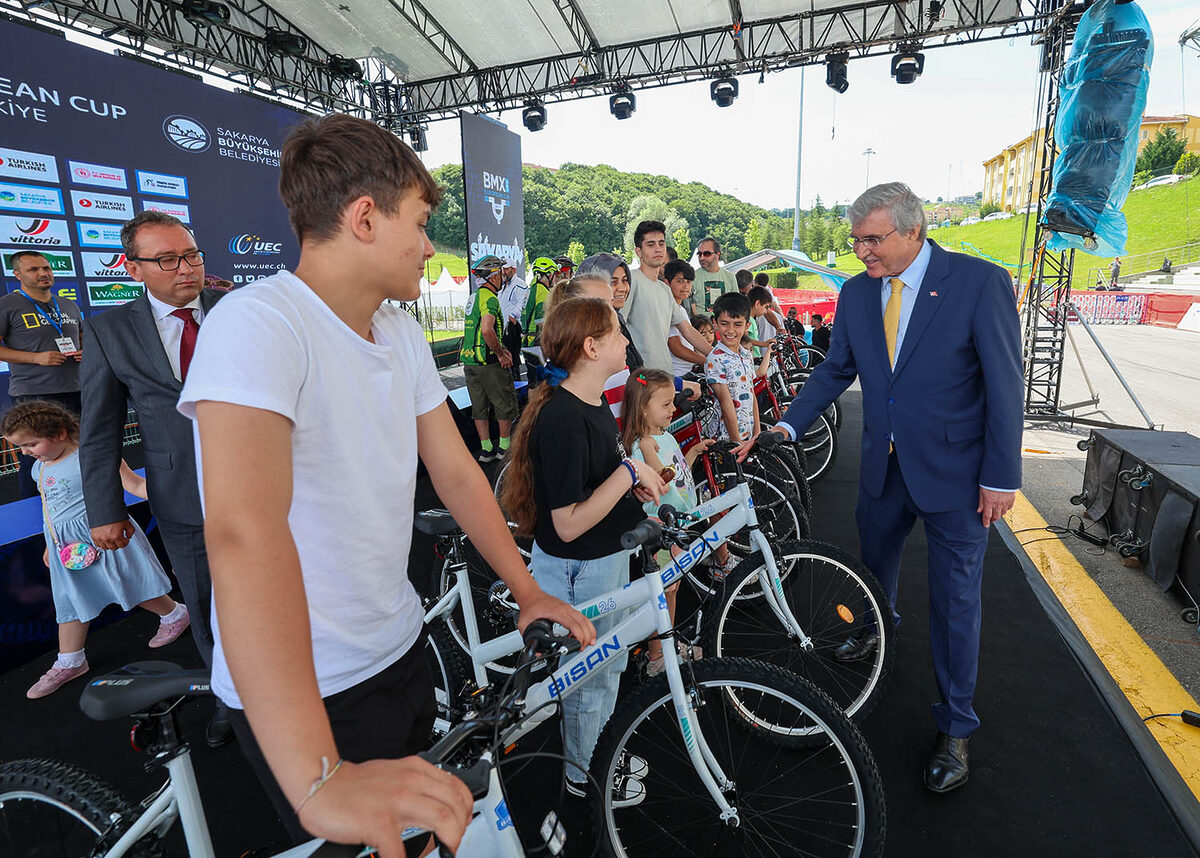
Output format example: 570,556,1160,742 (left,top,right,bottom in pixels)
0,216,70,246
